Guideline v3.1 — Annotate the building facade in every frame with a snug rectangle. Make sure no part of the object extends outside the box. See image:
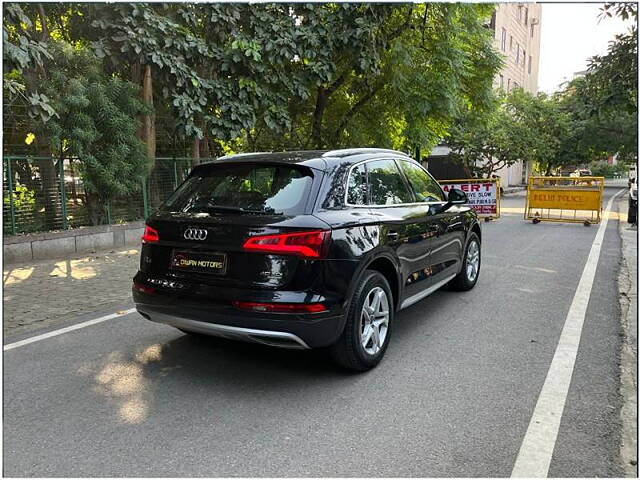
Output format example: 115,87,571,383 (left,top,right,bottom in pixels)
492,3,542,94
426,4,543,187
492,3,542,186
